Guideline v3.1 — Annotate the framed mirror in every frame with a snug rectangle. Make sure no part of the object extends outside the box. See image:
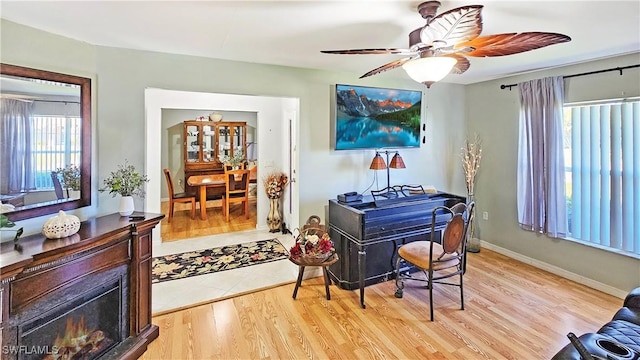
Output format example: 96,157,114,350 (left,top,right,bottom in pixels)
0,64,91,221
